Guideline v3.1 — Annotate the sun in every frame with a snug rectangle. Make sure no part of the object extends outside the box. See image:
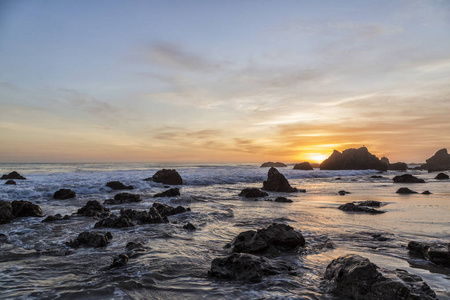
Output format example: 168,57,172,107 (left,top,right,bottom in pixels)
308,153,329,164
